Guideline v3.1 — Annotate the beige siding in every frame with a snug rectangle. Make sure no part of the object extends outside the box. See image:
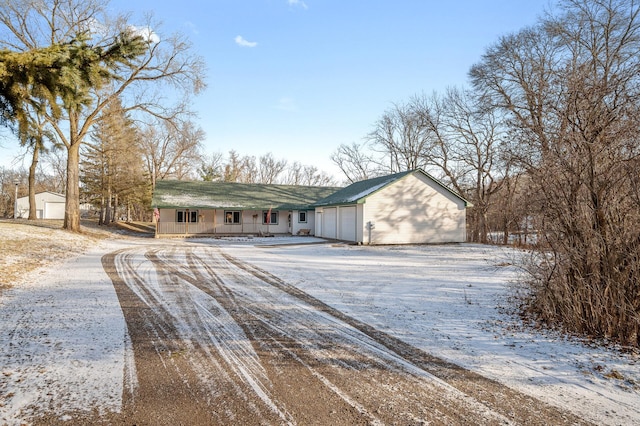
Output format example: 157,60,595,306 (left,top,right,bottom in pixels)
157,209,290,235
291,210,315,235
363,173,466,244
158,208,176,224
356,204,365,242
213,209,289,234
